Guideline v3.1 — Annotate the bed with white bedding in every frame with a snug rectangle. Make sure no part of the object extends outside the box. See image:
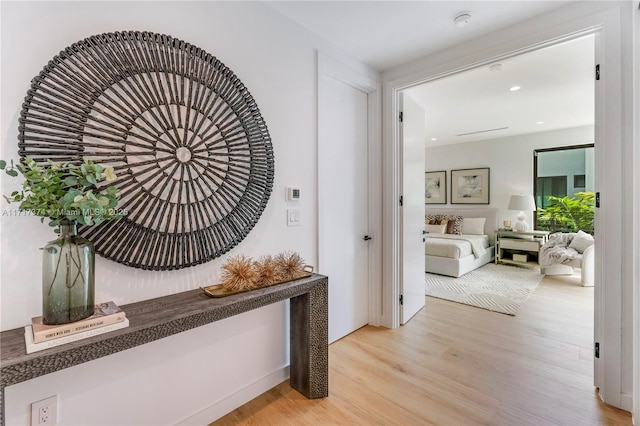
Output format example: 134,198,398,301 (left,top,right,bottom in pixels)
425,208,498,277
